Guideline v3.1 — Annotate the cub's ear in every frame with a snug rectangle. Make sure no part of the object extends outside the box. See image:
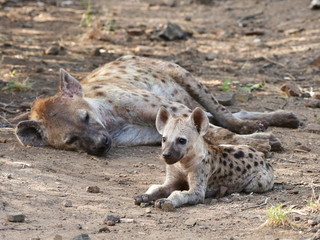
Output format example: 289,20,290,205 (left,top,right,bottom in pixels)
59,68,83,98
15,120,47,146
190,107,209,136
156,106,171,135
